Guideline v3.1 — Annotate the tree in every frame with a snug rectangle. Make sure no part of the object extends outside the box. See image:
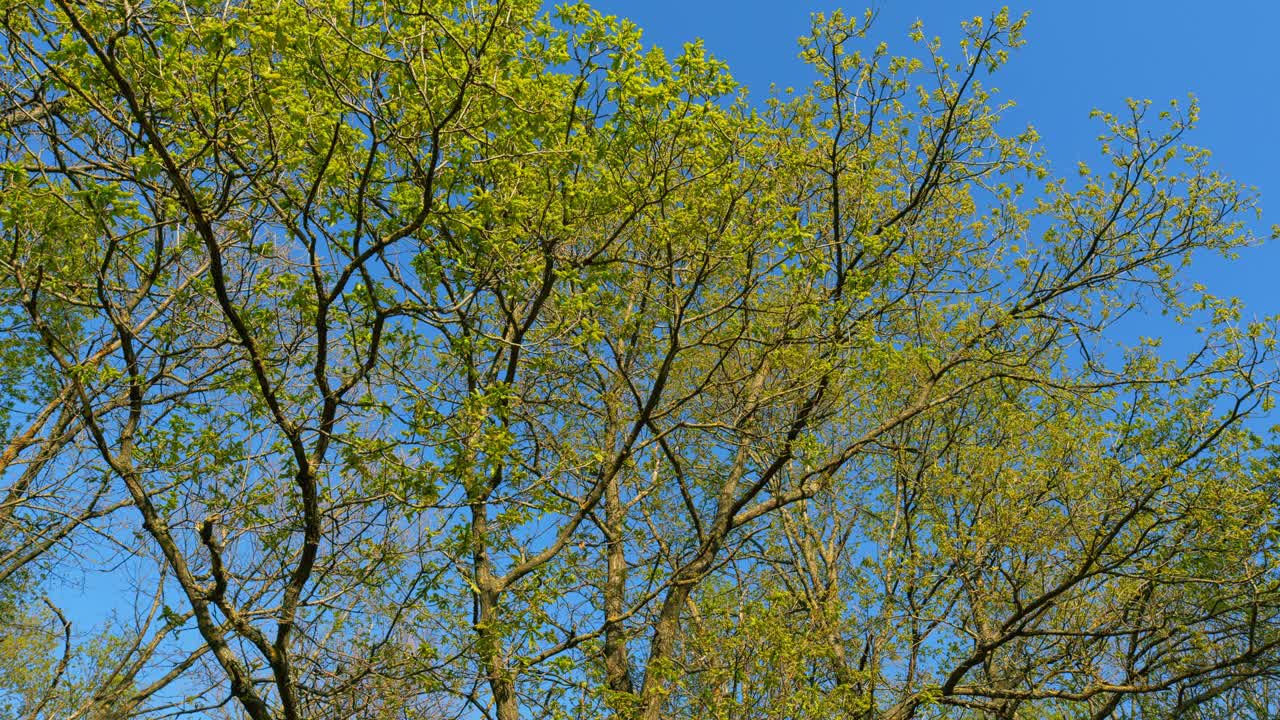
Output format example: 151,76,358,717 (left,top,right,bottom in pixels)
2,1,1278,719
